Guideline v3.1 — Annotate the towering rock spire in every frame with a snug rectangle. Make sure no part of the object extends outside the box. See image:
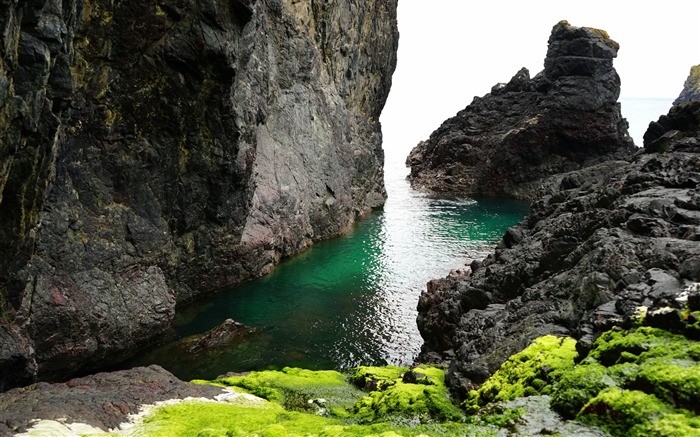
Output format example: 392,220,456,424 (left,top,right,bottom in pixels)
407,20,635,200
